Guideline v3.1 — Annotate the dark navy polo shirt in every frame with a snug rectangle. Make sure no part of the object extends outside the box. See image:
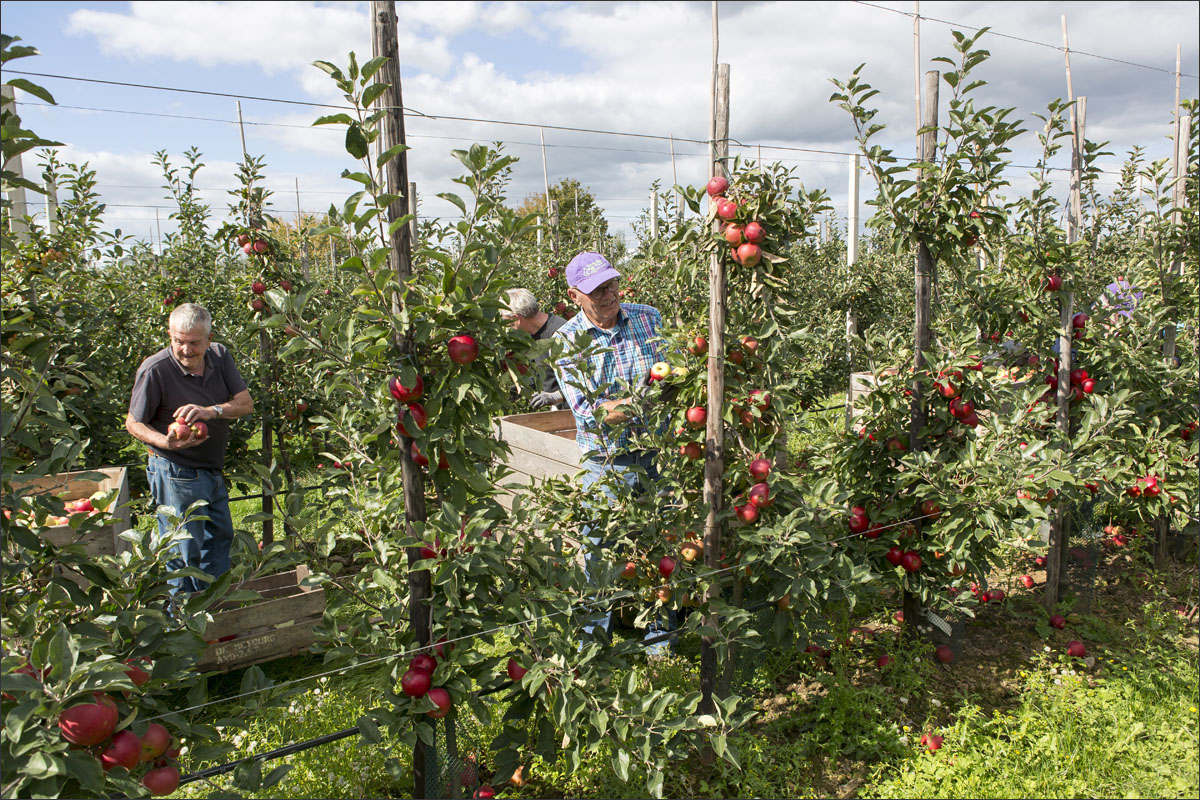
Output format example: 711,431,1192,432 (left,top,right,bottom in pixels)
128,343,248,470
